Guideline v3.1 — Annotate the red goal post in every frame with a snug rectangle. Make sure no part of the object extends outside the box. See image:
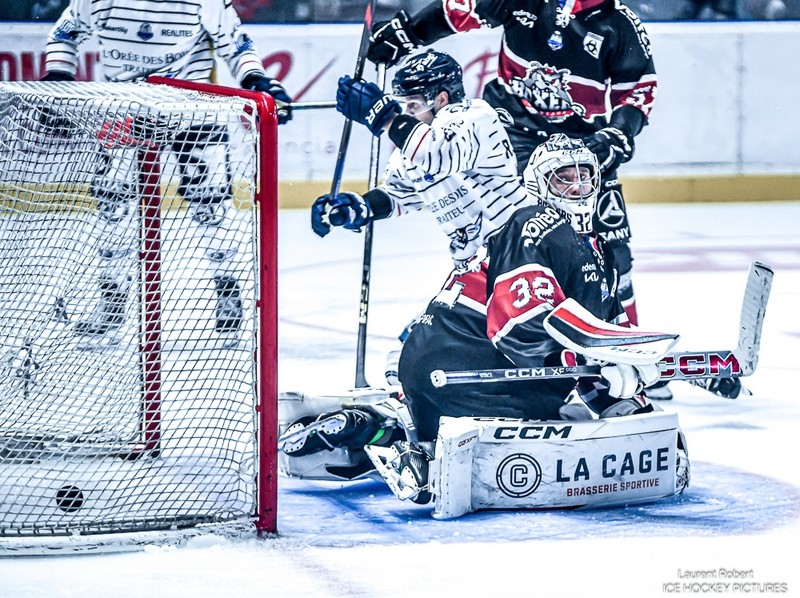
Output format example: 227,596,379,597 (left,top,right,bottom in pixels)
0,77,278,552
